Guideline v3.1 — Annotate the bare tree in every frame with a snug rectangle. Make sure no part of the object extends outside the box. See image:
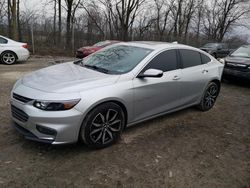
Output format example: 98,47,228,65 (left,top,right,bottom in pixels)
153,0,174,40
203,0,250,41
58,0,62,44
65,0,81,49
8,0,18,39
